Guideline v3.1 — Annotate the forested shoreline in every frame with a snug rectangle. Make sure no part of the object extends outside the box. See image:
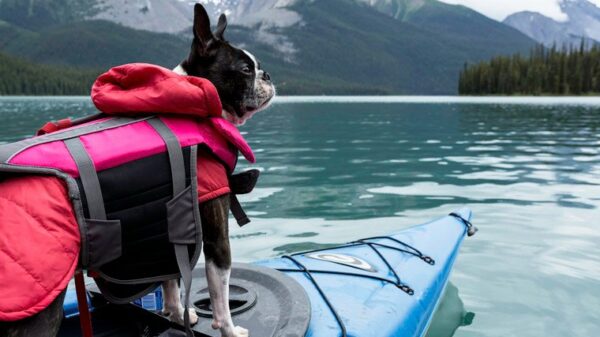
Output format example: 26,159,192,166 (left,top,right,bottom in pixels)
459,43,600,95
0,52,100,95
4,43,600,96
